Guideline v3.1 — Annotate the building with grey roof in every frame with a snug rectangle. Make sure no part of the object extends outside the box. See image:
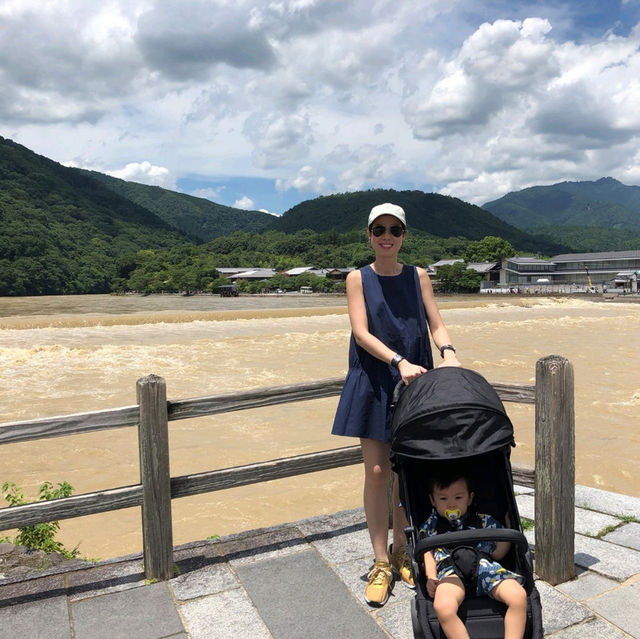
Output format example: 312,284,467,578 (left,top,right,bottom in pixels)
502,250,640,290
